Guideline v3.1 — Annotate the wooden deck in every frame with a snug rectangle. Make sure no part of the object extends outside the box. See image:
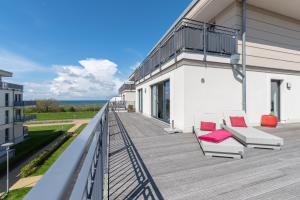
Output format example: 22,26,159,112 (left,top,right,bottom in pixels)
108,112,300,200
